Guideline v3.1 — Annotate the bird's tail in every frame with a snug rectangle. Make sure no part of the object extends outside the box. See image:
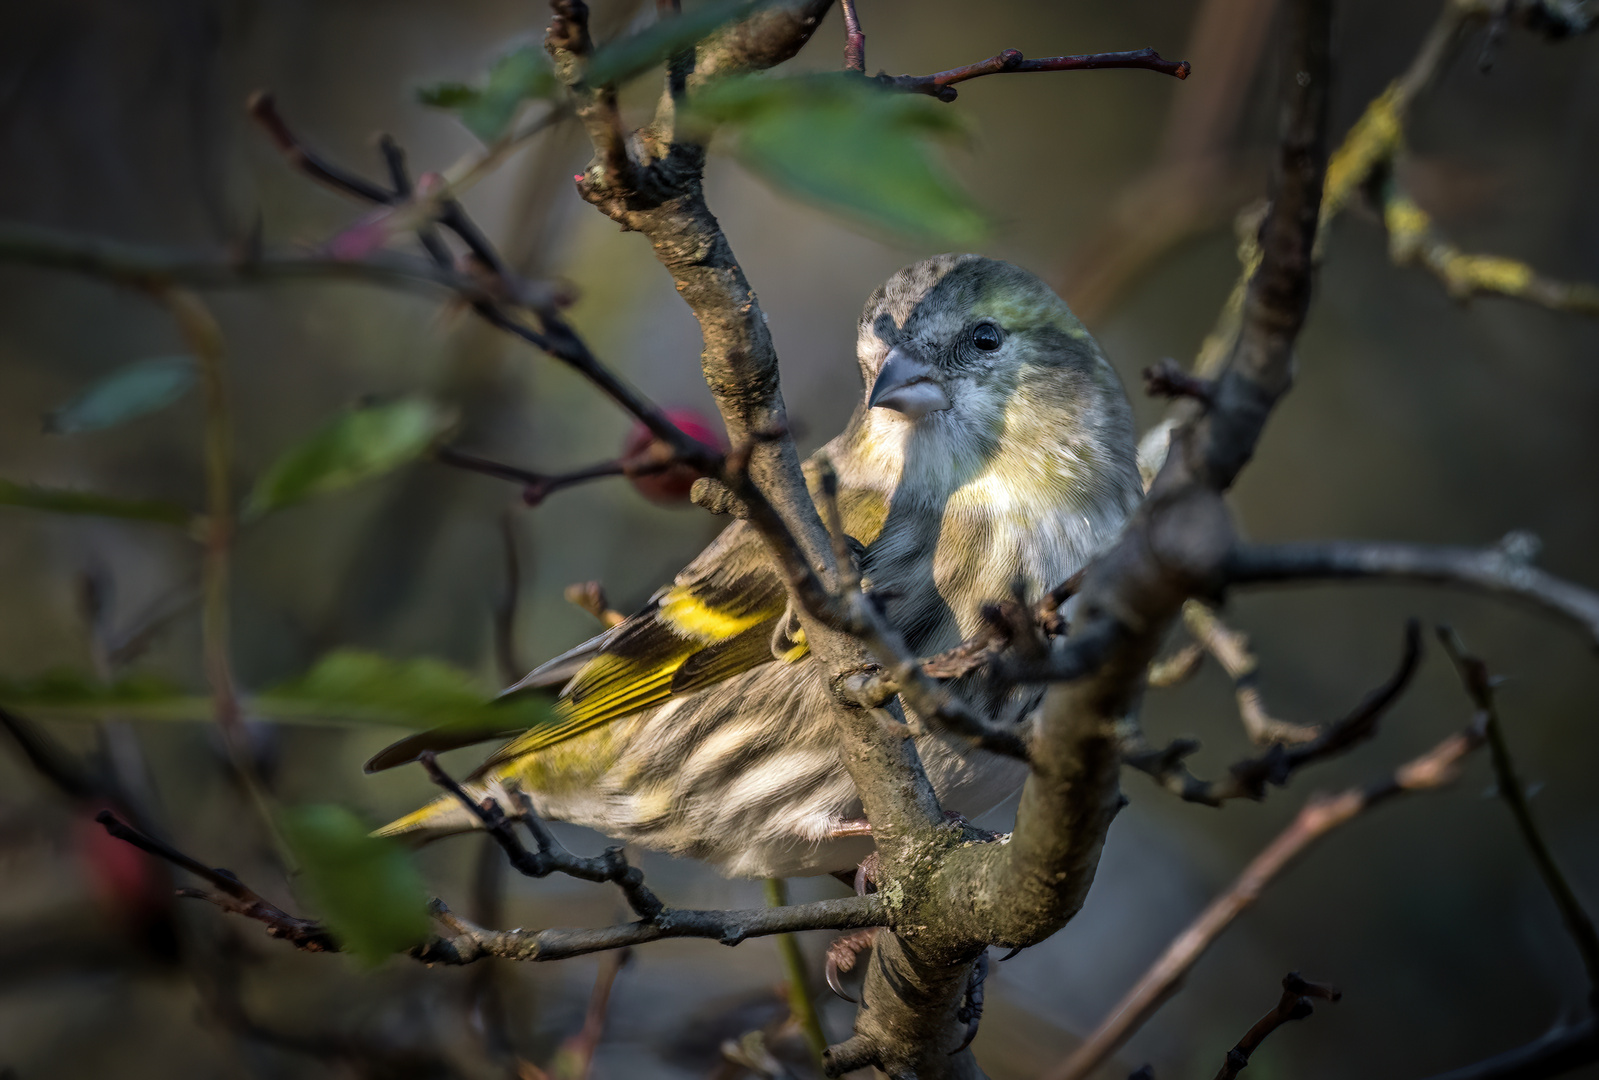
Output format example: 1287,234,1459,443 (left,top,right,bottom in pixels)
372,777,512,843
